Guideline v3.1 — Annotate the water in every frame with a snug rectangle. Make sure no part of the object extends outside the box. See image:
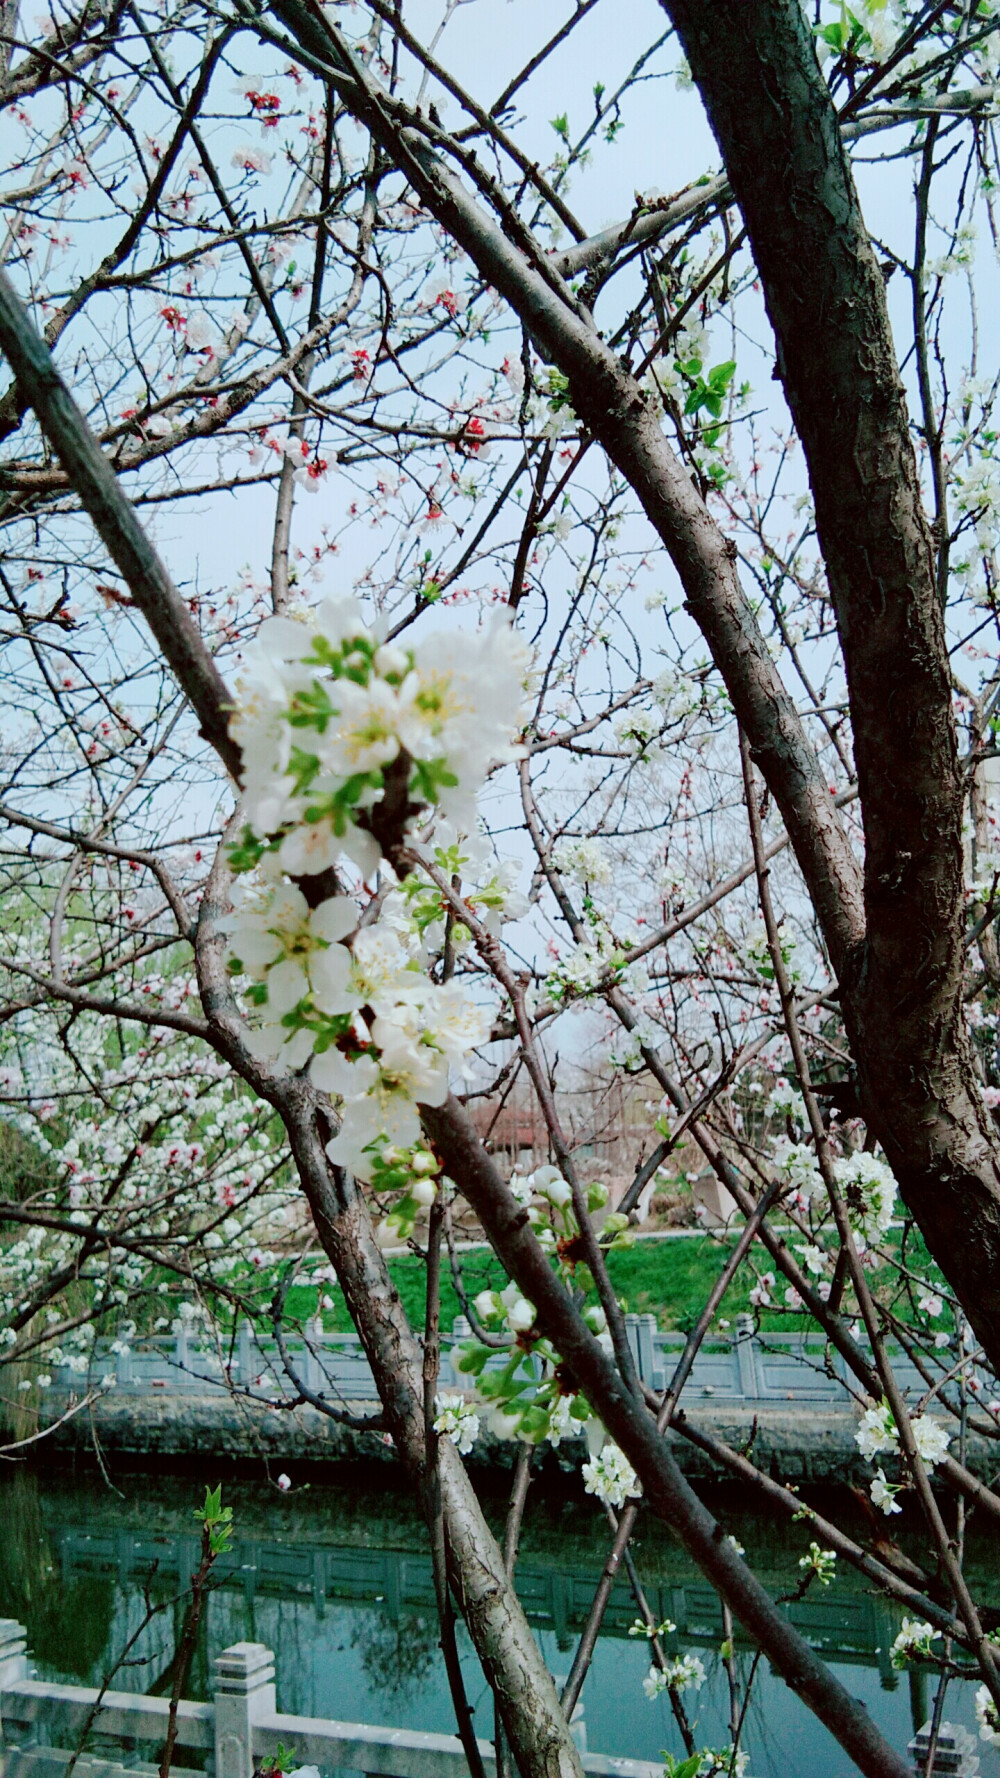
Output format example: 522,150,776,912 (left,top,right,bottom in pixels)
2,1465,998,1778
